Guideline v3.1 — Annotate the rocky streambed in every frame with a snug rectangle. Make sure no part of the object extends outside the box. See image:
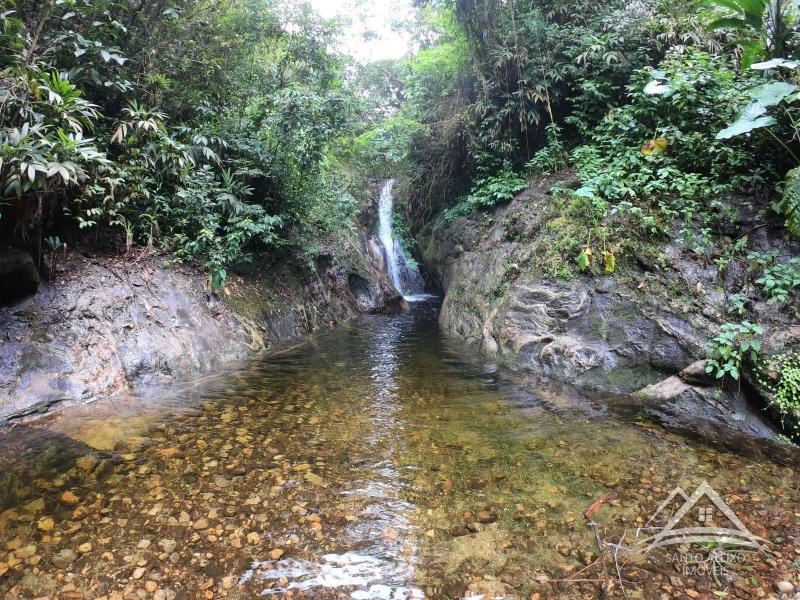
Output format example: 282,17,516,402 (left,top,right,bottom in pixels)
1,301,799,599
